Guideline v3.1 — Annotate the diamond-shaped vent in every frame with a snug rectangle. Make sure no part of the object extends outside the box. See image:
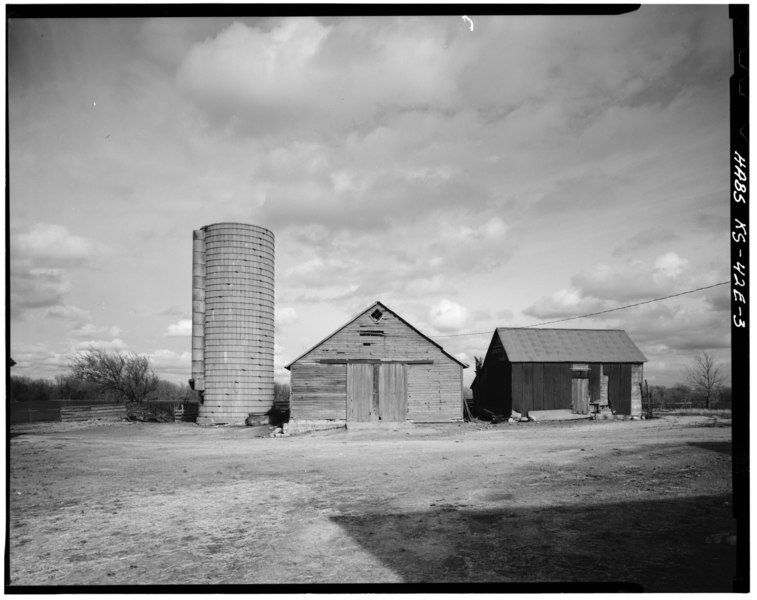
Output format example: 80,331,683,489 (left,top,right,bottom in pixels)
370,308,384,322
